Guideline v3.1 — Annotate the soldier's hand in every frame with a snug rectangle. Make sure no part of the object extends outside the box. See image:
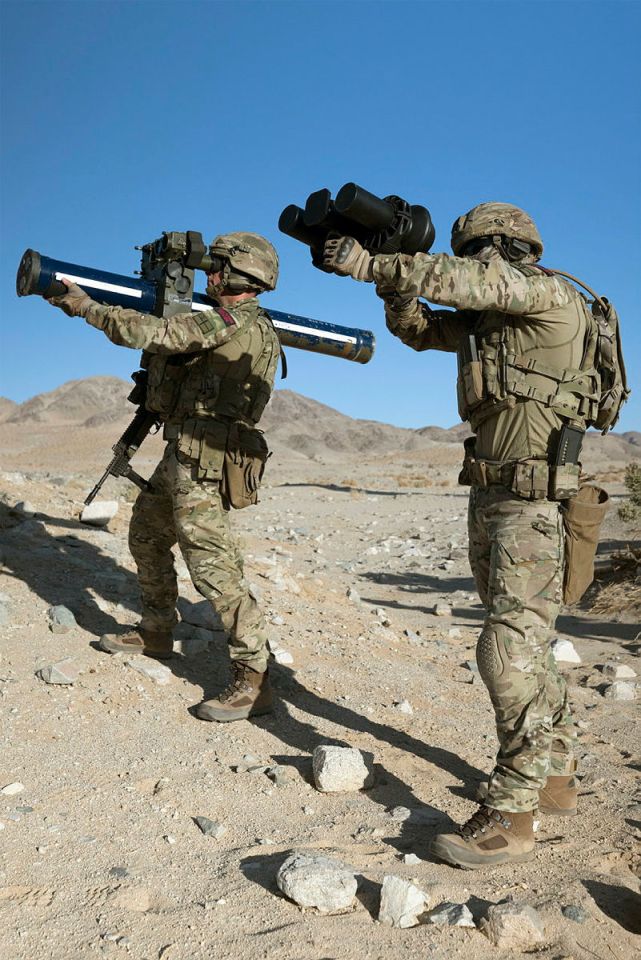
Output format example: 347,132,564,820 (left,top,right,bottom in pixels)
323,236,374,282
47,278,94,317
